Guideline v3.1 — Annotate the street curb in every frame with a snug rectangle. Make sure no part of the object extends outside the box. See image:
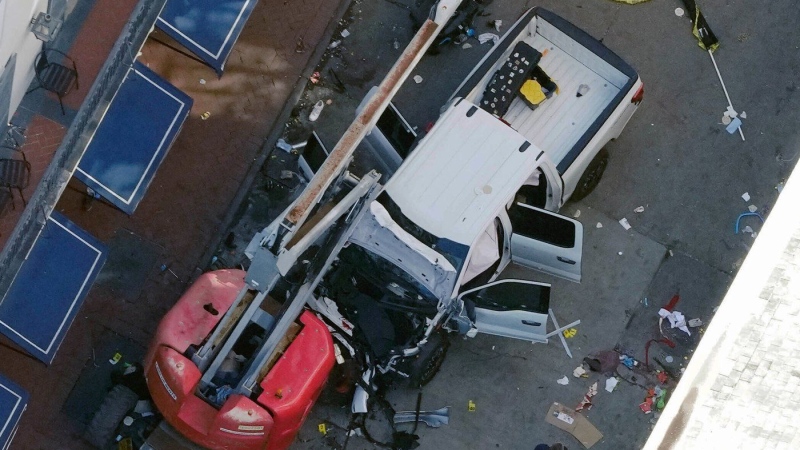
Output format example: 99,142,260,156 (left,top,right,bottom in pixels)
194,0,355,276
